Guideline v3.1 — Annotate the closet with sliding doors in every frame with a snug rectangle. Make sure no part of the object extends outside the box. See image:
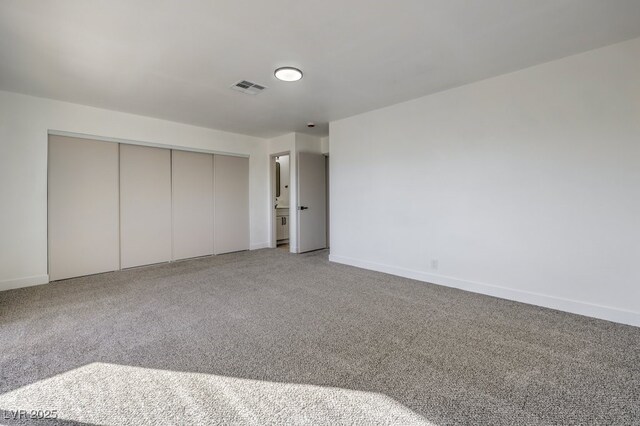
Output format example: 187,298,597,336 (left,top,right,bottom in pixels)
47,134,249,281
